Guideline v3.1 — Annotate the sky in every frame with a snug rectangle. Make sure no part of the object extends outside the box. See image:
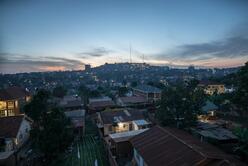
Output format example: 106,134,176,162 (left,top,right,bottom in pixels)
1,0,248,73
